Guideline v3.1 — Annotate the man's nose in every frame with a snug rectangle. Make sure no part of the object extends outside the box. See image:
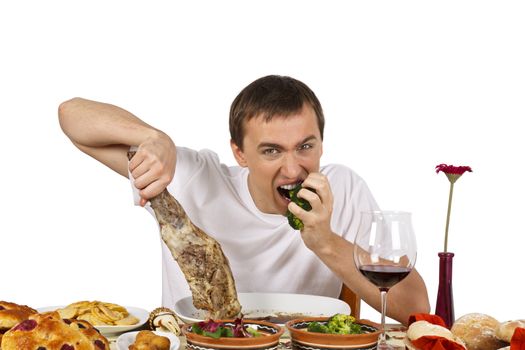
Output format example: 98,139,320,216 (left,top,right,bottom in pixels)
281,153,302,179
